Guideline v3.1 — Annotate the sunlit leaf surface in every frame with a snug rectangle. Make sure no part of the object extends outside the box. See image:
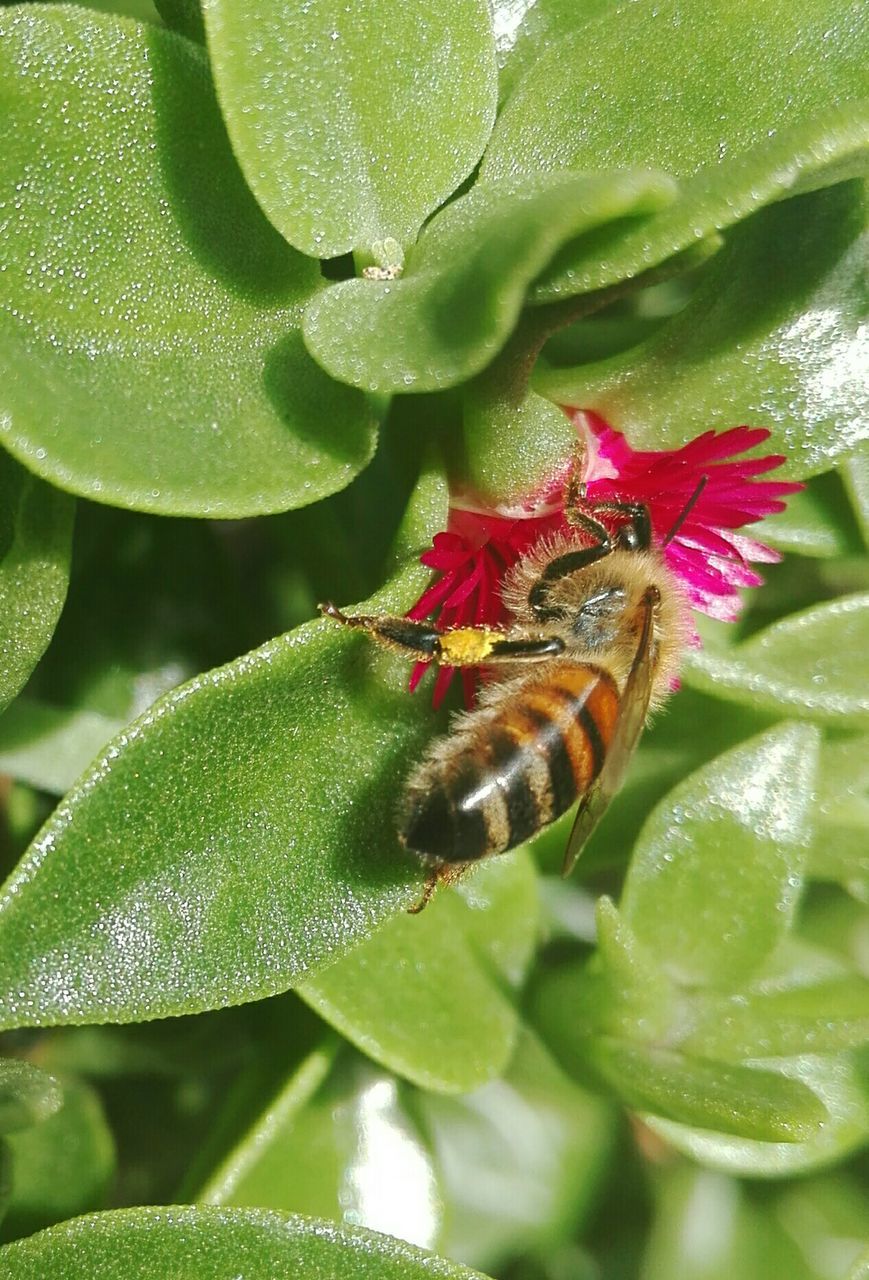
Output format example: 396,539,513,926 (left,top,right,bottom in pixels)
0,7,377,516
